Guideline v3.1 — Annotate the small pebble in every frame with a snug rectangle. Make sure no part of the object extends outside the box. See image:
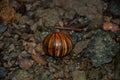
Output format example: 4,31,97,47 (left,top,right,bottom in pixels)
47,57,56,64
57,78,63,80
0,67,8,78
0,24,8,34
